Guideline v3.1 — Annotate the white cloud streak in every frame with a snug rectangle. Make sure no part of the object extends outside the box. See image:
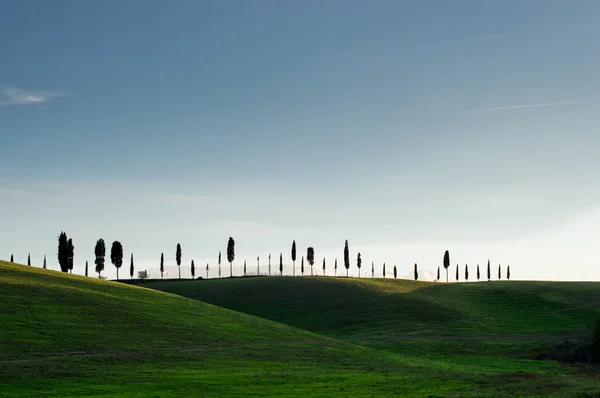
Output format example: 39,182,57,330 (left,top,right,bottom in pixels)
469,99,600,112
0,86,65,106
